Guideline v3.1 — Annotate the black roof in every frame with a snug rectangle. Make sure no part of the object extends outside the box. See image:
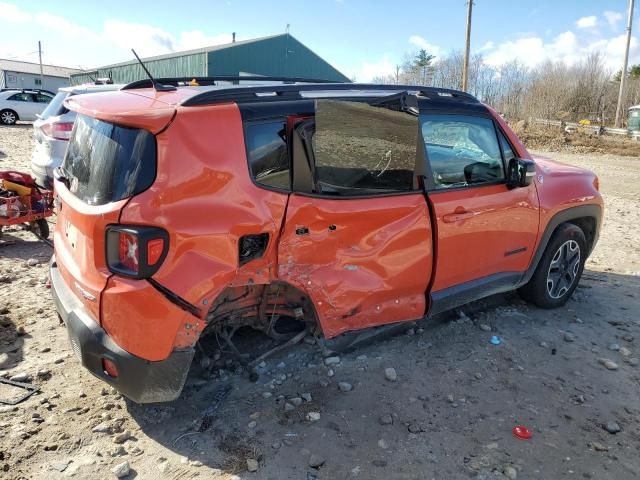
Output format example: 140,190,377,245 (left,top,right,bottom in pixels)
121,76,481,108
